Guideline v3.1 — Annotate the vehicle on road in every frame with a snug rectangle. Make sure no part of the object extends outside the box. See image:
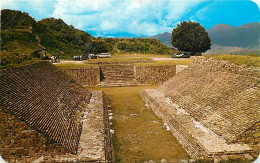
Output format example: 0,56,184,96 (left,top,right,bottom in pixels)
73,55,81,61
97,53,111,58
89,54,97,59
172,52,191,58
81,54,89,60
